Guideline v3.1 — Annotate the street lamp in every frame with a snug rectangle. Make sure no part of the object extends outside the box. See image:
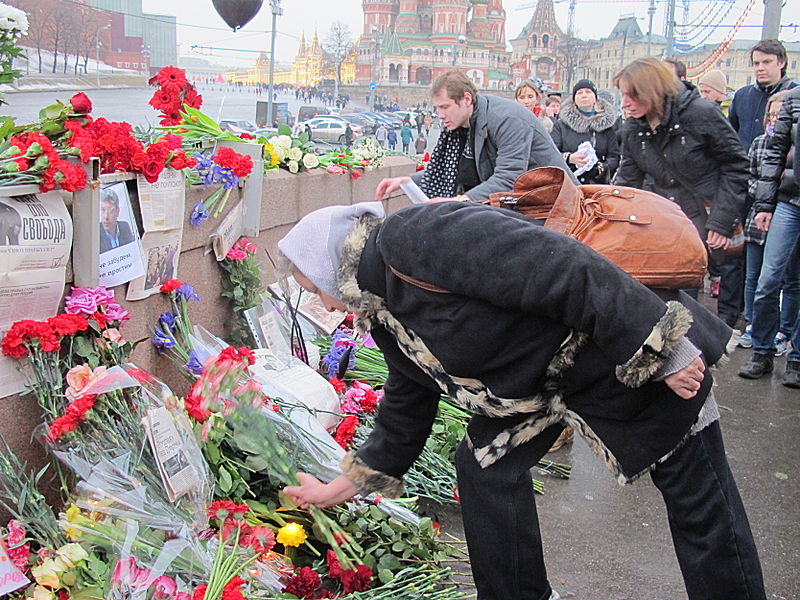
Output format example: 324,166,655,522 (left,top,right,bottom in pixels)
266,0,282,127
371,27,381,110
451,34,467,67
95,24,110,88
